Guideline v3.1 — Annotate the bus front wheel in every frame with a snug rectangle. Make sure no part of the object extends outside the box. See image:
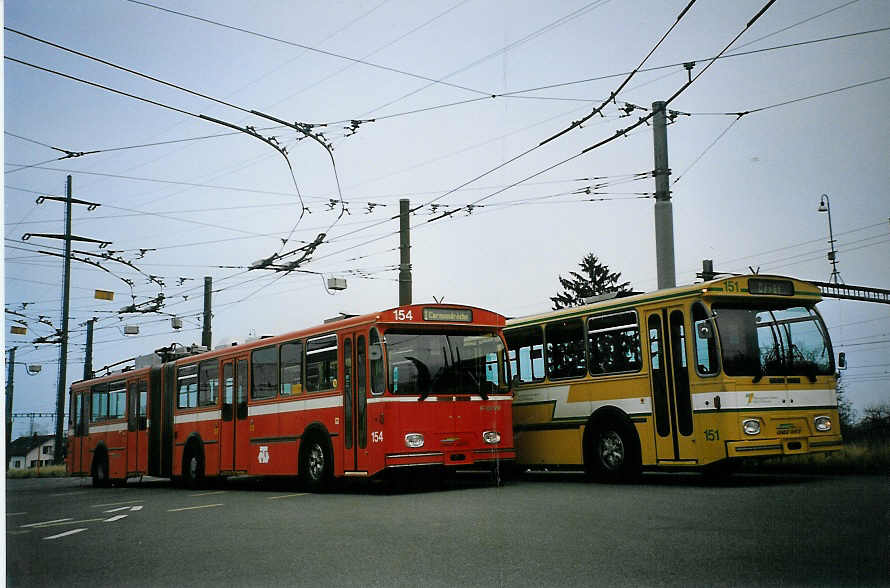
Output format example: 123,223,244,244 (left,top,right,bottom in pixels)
300,435,331,492
585,418,640,483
